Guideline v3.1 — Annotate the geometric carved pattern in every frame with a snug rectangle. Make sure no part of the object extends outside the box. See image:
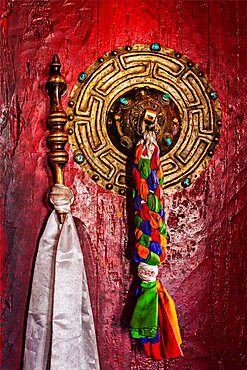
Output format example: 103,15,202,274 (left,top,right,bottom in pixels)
66,44,222,196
